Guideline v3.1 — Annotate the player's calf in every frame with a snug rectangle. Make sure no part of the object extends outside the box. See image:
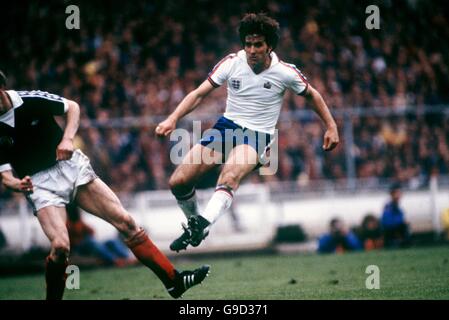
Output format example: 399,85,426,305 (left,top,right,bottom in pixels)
45,243,69,300
110,211,140,239
217,171,241,191
170,173,201,219
124,228,177,289
49,238,70,263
